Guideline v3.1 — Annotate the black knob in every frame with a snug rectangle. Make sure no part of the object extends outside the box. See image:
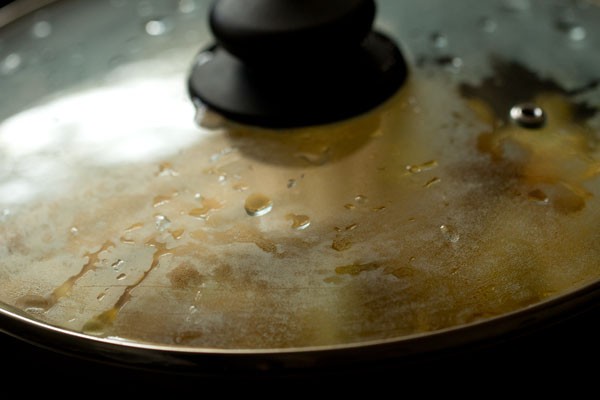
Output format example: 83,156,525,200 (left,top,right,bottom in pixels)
210,0,376,67
189,0,408,128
